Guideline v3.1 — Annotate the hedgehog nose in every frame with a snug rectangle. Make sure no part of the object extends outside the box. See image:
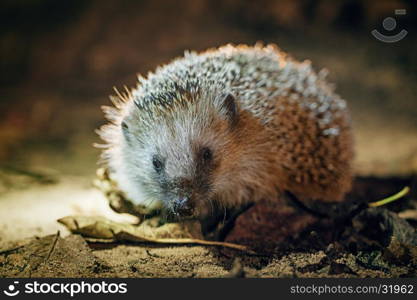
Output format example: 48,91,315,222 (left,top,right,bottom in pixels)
172,178,195,216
